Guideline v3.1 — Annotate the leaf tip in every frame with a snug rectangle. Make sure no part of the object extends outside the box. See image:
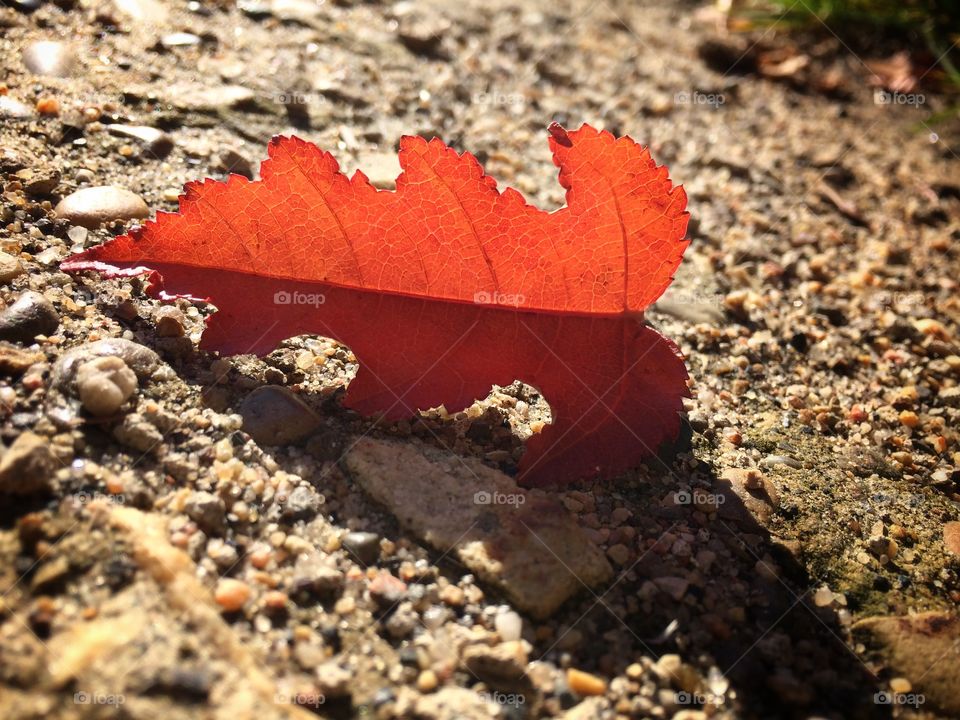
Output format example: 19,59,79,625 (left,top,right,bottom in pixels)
547,121,572,147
